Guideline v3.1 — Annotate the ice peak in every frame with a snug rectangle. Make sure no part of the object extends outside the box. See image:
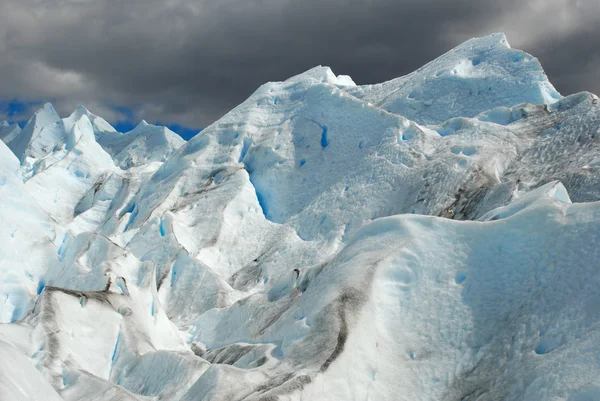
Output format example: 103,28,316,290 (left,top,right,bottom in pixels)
135,120,150,129
3,102,61,159
285,65,356,87
462,32,510,50
29,102,60,123
286,65,335,82
66,105,92,122
0,121,21,144
42,102,57,114
75,105,90,114
127,119,182,144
